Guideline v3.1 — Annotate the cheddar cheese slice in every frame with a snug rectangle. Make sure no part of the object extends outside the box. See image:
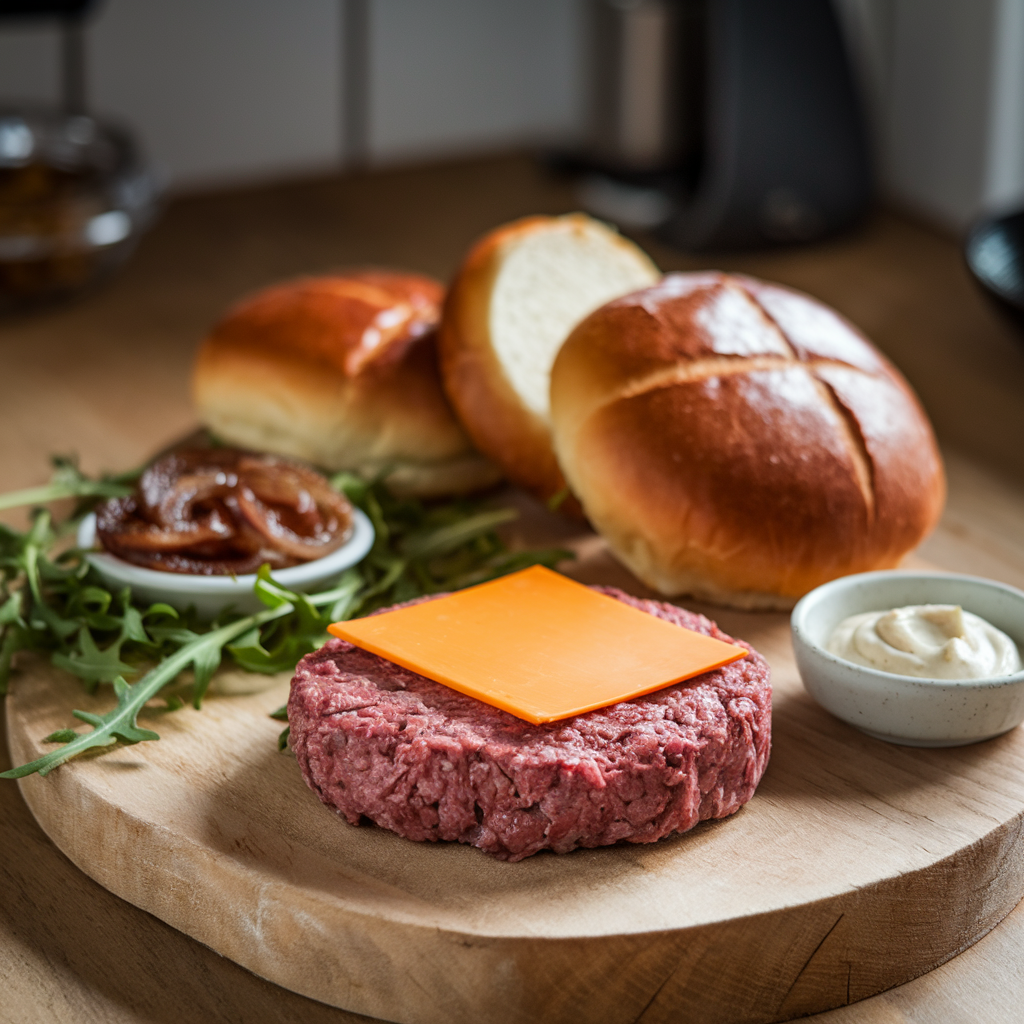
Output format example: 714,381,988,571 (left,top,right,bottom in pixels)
328,565,746,724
